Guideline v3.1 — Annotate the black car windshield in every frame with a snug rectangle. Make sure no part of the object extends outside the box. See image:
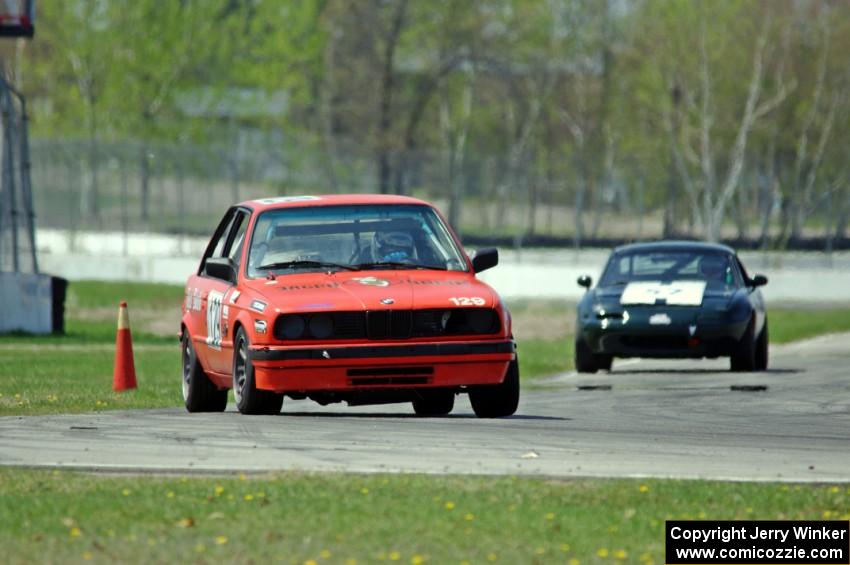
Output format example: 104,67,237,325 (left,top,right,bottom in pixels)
598,249,741,289
247,204,468,277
